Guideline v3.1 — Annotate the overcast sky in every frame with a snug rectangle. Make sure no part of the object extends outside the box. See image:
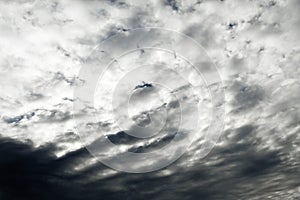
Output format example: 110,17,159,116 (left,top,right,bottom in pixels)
0,0,300,199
